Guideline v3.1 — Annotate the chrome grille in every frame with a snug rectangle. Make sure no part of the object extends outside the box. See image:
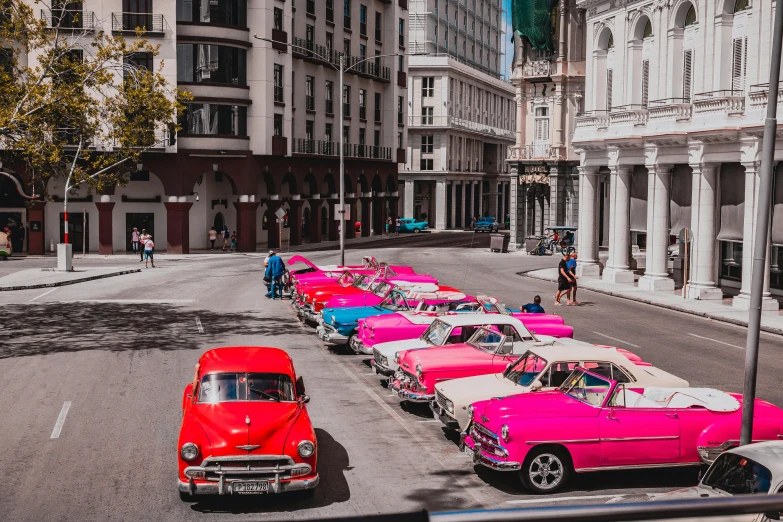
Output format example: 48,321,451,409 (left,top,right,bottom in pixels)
436,391,450,411
373,348,386,365
196,455,305,482
471,423,507,458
